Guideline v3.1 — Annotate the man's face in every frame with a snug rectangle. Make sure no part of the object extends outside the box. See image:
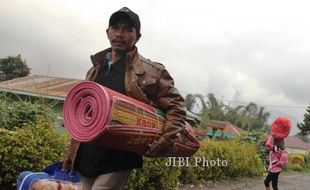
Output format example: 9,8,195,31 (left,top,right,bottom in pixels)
107,18,140,53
